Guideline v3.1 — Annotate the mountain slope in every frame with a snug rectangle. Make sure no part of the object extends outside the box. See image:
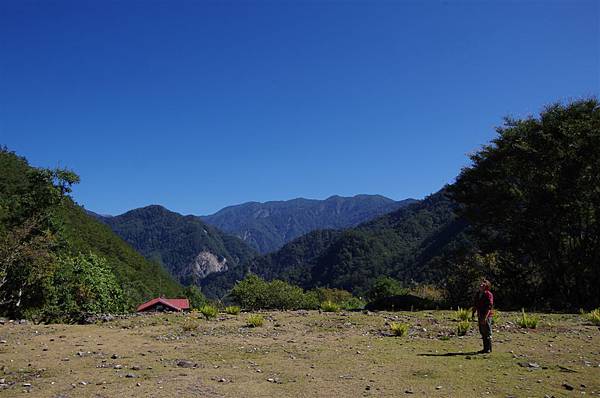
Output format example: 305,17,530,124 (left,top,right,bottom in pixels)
0,148,183,312
242,188,468,295
95,206,257,286
201,195,417,254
